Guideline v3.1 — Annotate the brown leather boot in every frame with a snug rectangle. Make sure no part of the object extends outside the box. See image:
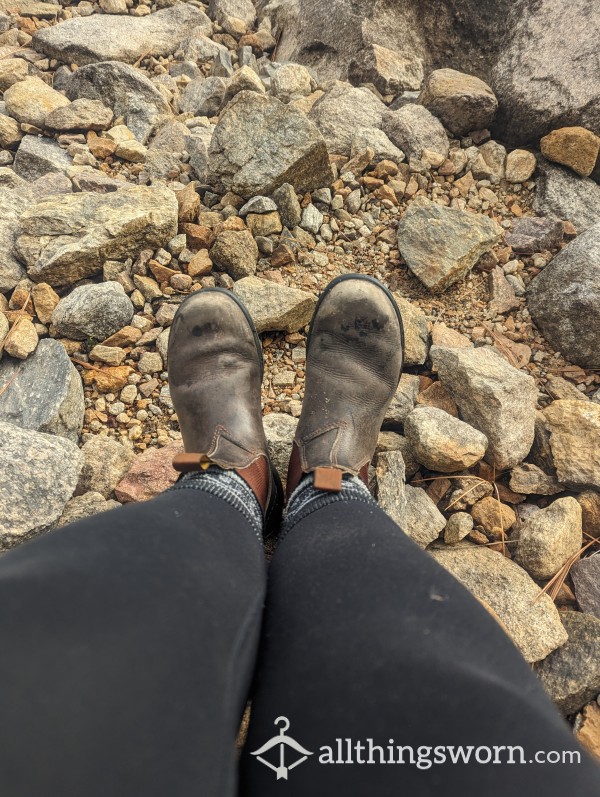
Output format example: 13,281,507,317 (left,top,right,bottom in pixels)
286,274,404,497
168,288,283,536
